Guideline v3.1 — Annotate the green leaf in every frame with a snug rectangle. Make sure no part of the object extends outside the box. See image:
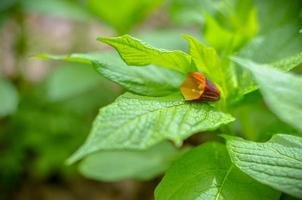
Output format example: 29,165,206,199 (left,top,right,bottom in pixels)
79,142,184,181
183,35,221,79
155,142,280,200
47,63,105,101
0,78,18,117
235,0,302,98
98,35,194,74
234,51,302,98
93,61,184,96
272,52,302,71
233,57,302,132
225,134,302,198
254,0,302,34
35,52,184,96
68,93,234,163
239,24,302,64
